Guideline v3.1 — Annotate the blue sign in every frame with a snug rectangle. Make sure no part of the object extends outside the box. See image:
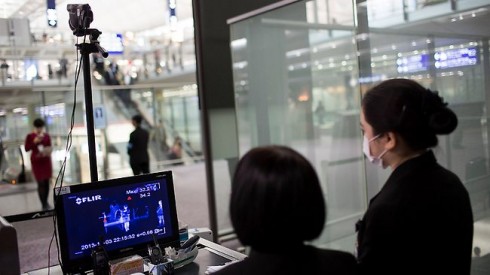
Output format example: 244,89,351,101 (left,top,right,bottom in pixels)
359,74,387,84
46,0,57,27
434,47,478,69
100,33,124,55
168,0,177,25
397,54,429,73
396,47,479,73
93,105,106,129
